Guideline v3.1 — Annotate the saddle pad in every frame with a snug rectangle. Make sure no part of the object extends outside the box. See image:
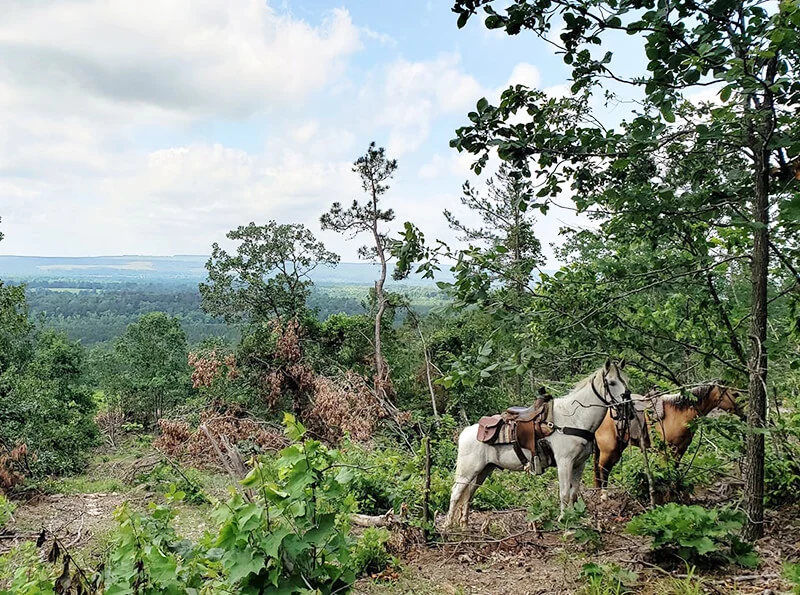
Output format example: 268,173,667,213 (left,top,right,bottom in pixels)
496,421,515,445
652,398,666,421
621,409,648,442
